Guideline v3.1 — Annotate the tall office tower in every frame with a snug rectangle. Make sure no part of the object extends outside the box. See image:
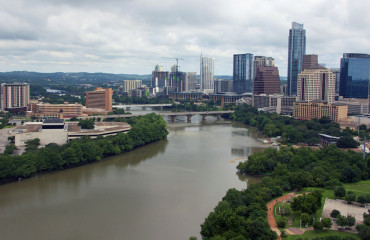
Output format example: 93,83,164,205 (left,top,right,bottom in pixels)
330,68,340,95
253,56,275,77
303,54,319,69
297,59,335,103
233,53,254,94
214,79,233,93
85,87,113,111
287,22,306,96
152,65,169,89
339,53,370,98
123,80,142,92
0,83,30,111
200,54,215,91
184,72,197,91
253,66,281,95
